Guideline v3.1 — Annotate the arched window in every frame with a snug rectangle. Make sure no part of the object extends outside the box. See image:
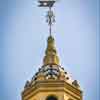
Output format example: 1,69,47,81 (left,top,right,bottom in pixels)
68,99,73,100
46,95,57,100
